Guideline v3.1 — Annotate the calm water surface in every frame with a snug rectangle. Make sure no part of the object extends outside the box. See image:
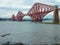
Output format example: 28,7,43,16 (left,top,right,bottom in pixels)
0,21,60,45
